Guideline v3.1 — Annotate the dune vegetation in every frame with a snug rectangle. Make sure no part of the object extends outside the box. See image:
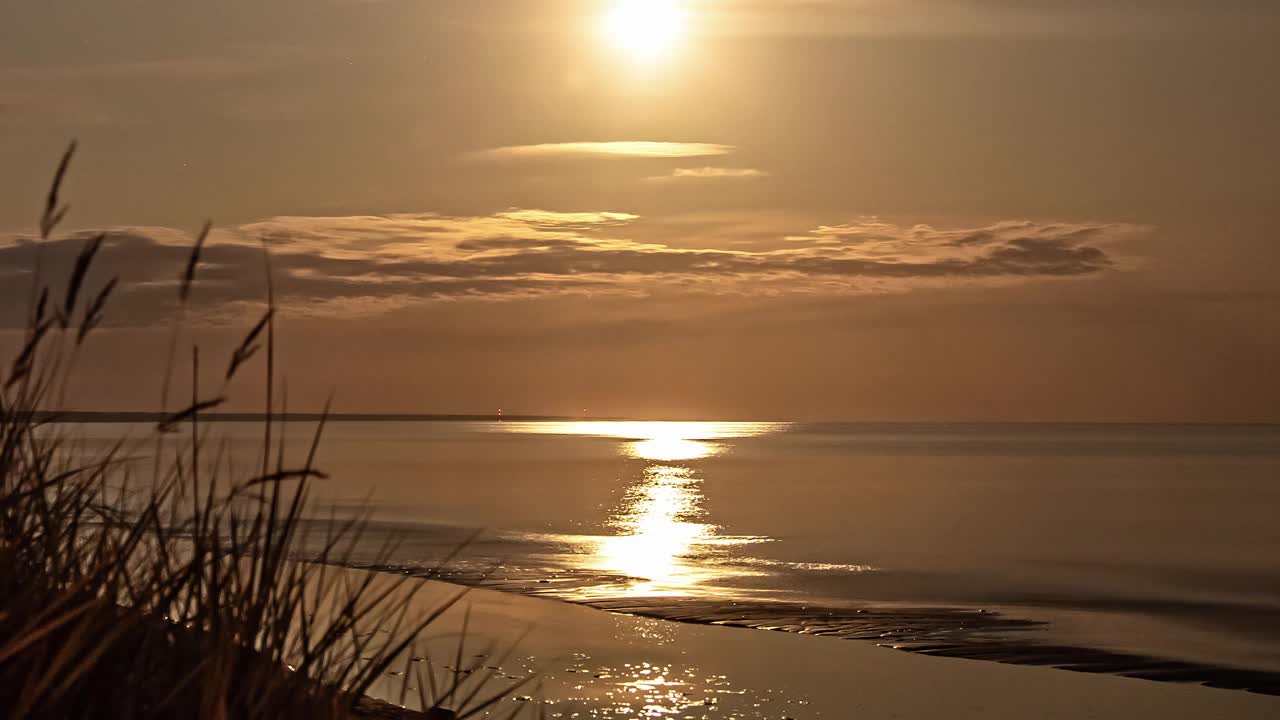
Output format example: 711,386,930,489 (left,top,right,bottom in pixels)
0,144,535,720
